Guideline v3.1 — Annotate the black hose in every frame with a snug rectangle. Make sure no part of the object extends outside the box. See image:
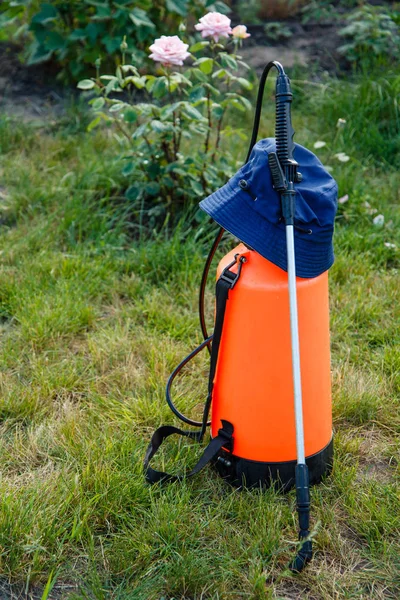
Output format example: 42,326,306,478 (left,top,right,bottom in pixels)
199,227,224,350
169,61,286,428
198,61,285,346
247,61,284,159
166,336,213,428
